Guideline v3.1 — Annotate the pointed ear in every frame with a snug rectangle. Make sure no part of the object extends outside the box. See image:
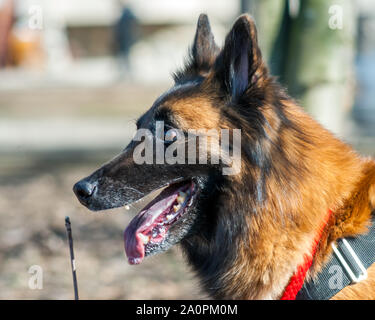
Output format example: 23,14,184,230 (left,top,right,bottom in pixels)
216,14,267,101
174,14,219,83
192,14,219,70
